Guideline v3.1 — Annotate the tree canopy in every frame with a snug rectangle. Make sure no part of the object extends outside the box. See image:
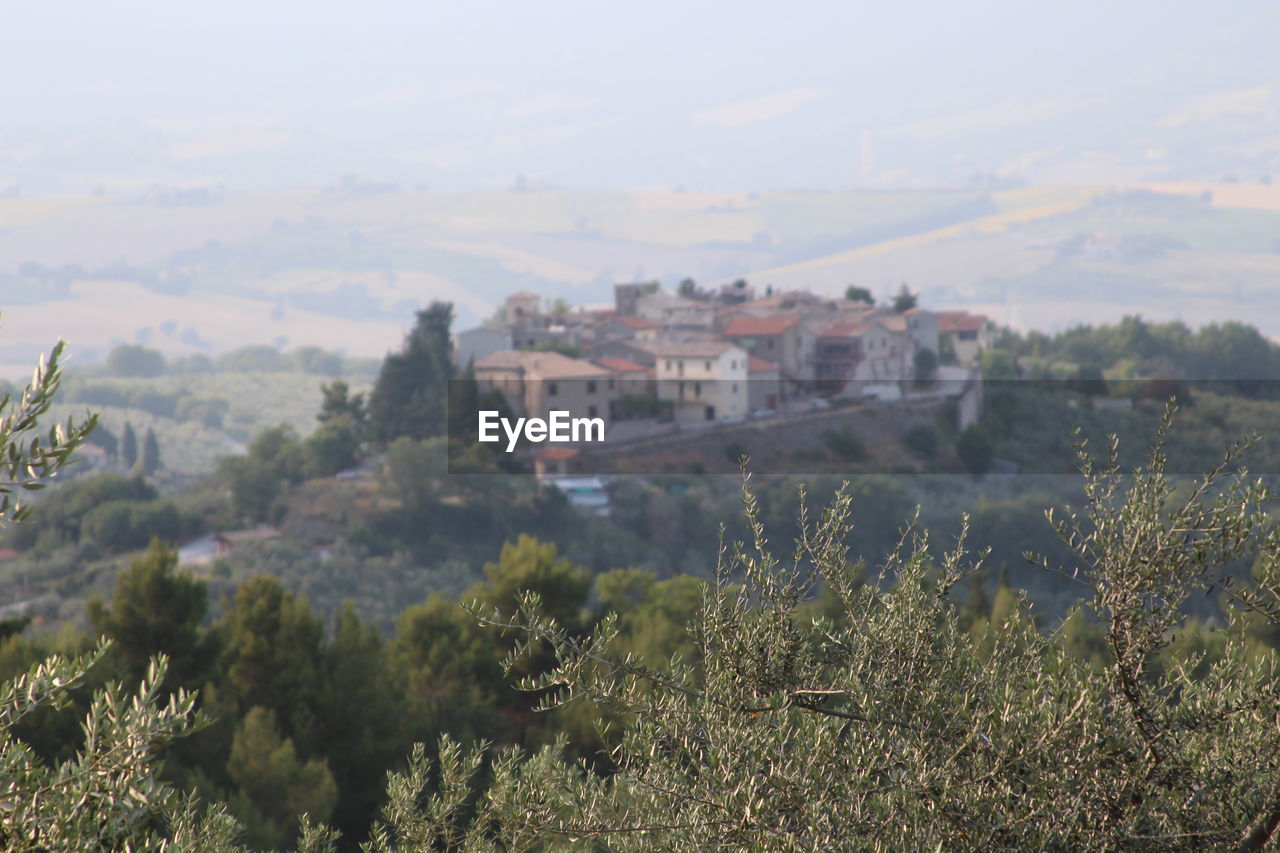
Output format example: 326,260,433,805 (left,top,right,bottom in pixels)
367,301,455,445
